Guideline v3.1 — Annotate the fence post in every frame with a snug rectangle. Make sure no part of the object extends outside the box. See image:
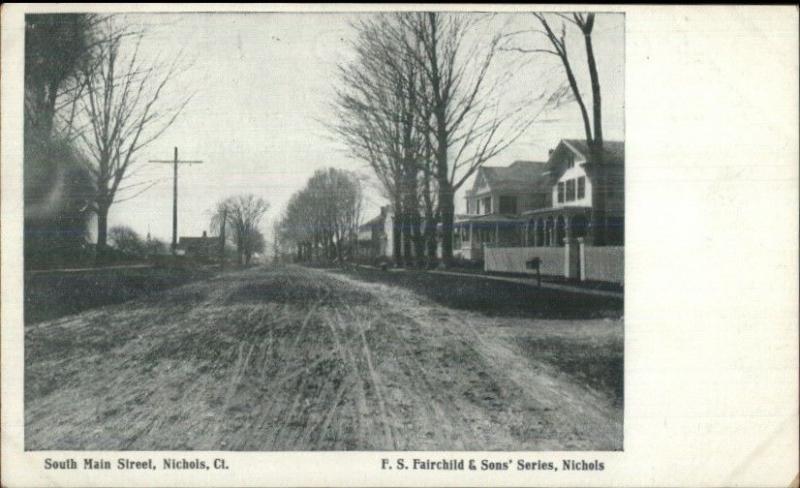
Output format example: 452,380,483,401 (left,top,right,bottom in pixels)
577,237,587,281
564,237,580,280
